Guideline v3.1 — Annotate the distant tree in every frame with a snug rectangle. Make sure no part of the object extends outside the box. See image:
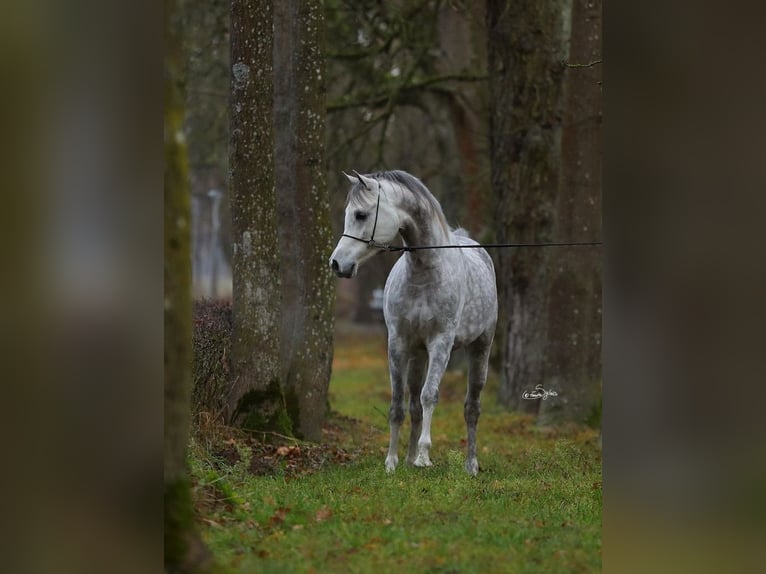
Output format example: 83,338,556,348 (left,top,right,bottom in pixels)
487,0,569,413
273,0,336,441
182,0,232,268
488,0,602,422
164,0,214,570
182,0,229,188
538,0,602,424
227,0,291,433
